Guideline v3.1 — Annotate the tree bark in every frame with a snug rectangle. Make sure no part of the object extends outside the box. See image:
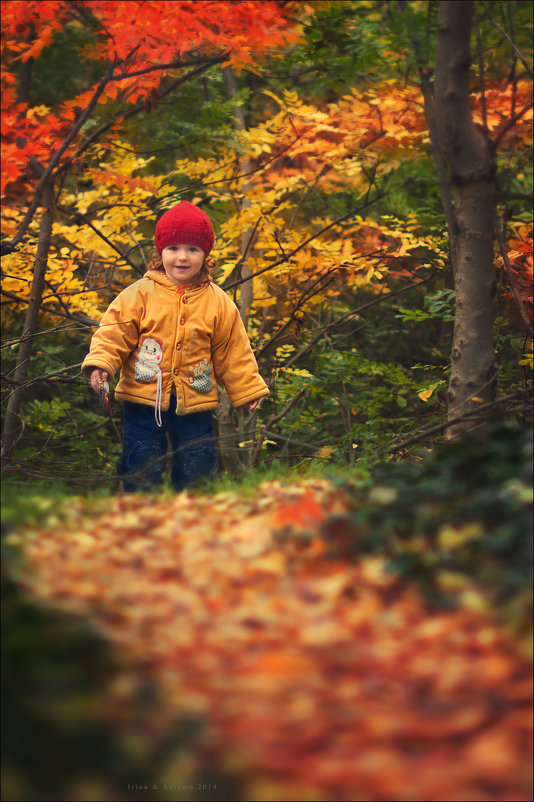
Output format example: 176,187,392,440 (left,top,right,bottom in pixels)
2,182,55,461
222,66,254,326
397,0,457,282
418,68,457,285
434,0,498,437
218,66,256,471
